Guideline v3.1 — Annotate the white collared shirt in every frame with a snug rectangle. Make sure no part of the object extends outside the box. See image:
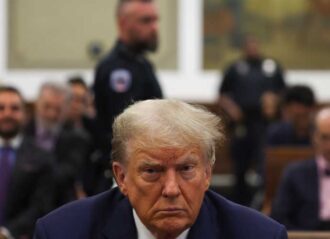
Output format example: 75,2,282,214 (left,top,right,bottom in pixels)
0,134,23,149
133,209,189,239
